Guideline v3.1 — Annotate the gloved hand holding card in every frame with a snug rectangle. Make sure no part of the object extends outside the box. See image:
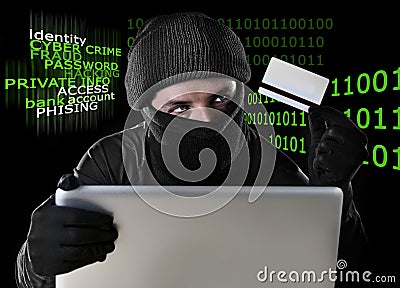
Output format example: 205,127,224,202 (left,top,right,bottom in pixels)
258,57,329,112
